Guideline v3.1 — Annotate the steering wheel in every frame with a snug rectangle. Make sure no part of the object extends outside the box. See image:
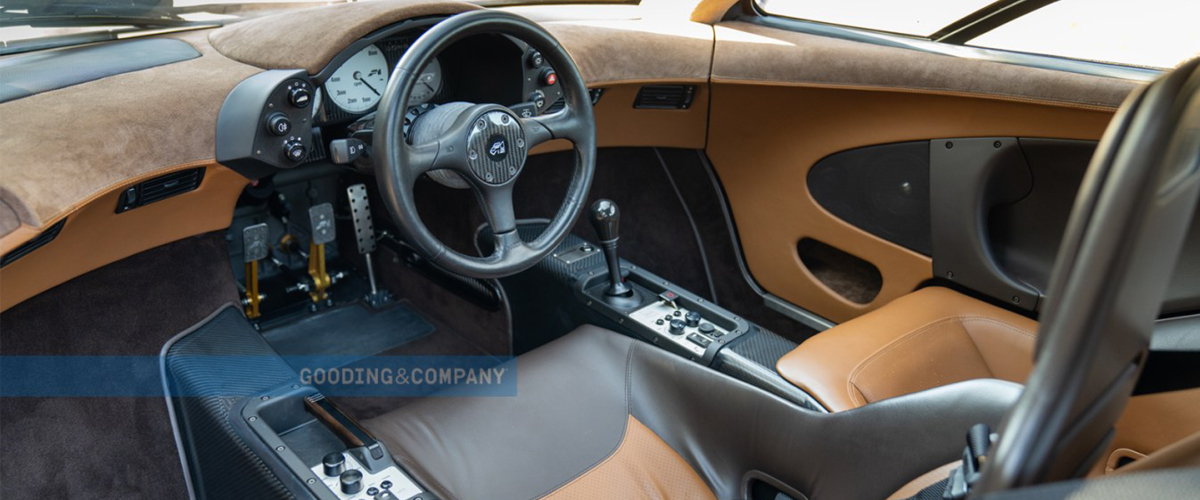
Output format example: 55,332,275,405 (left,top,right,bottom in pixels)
374,10,596,279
